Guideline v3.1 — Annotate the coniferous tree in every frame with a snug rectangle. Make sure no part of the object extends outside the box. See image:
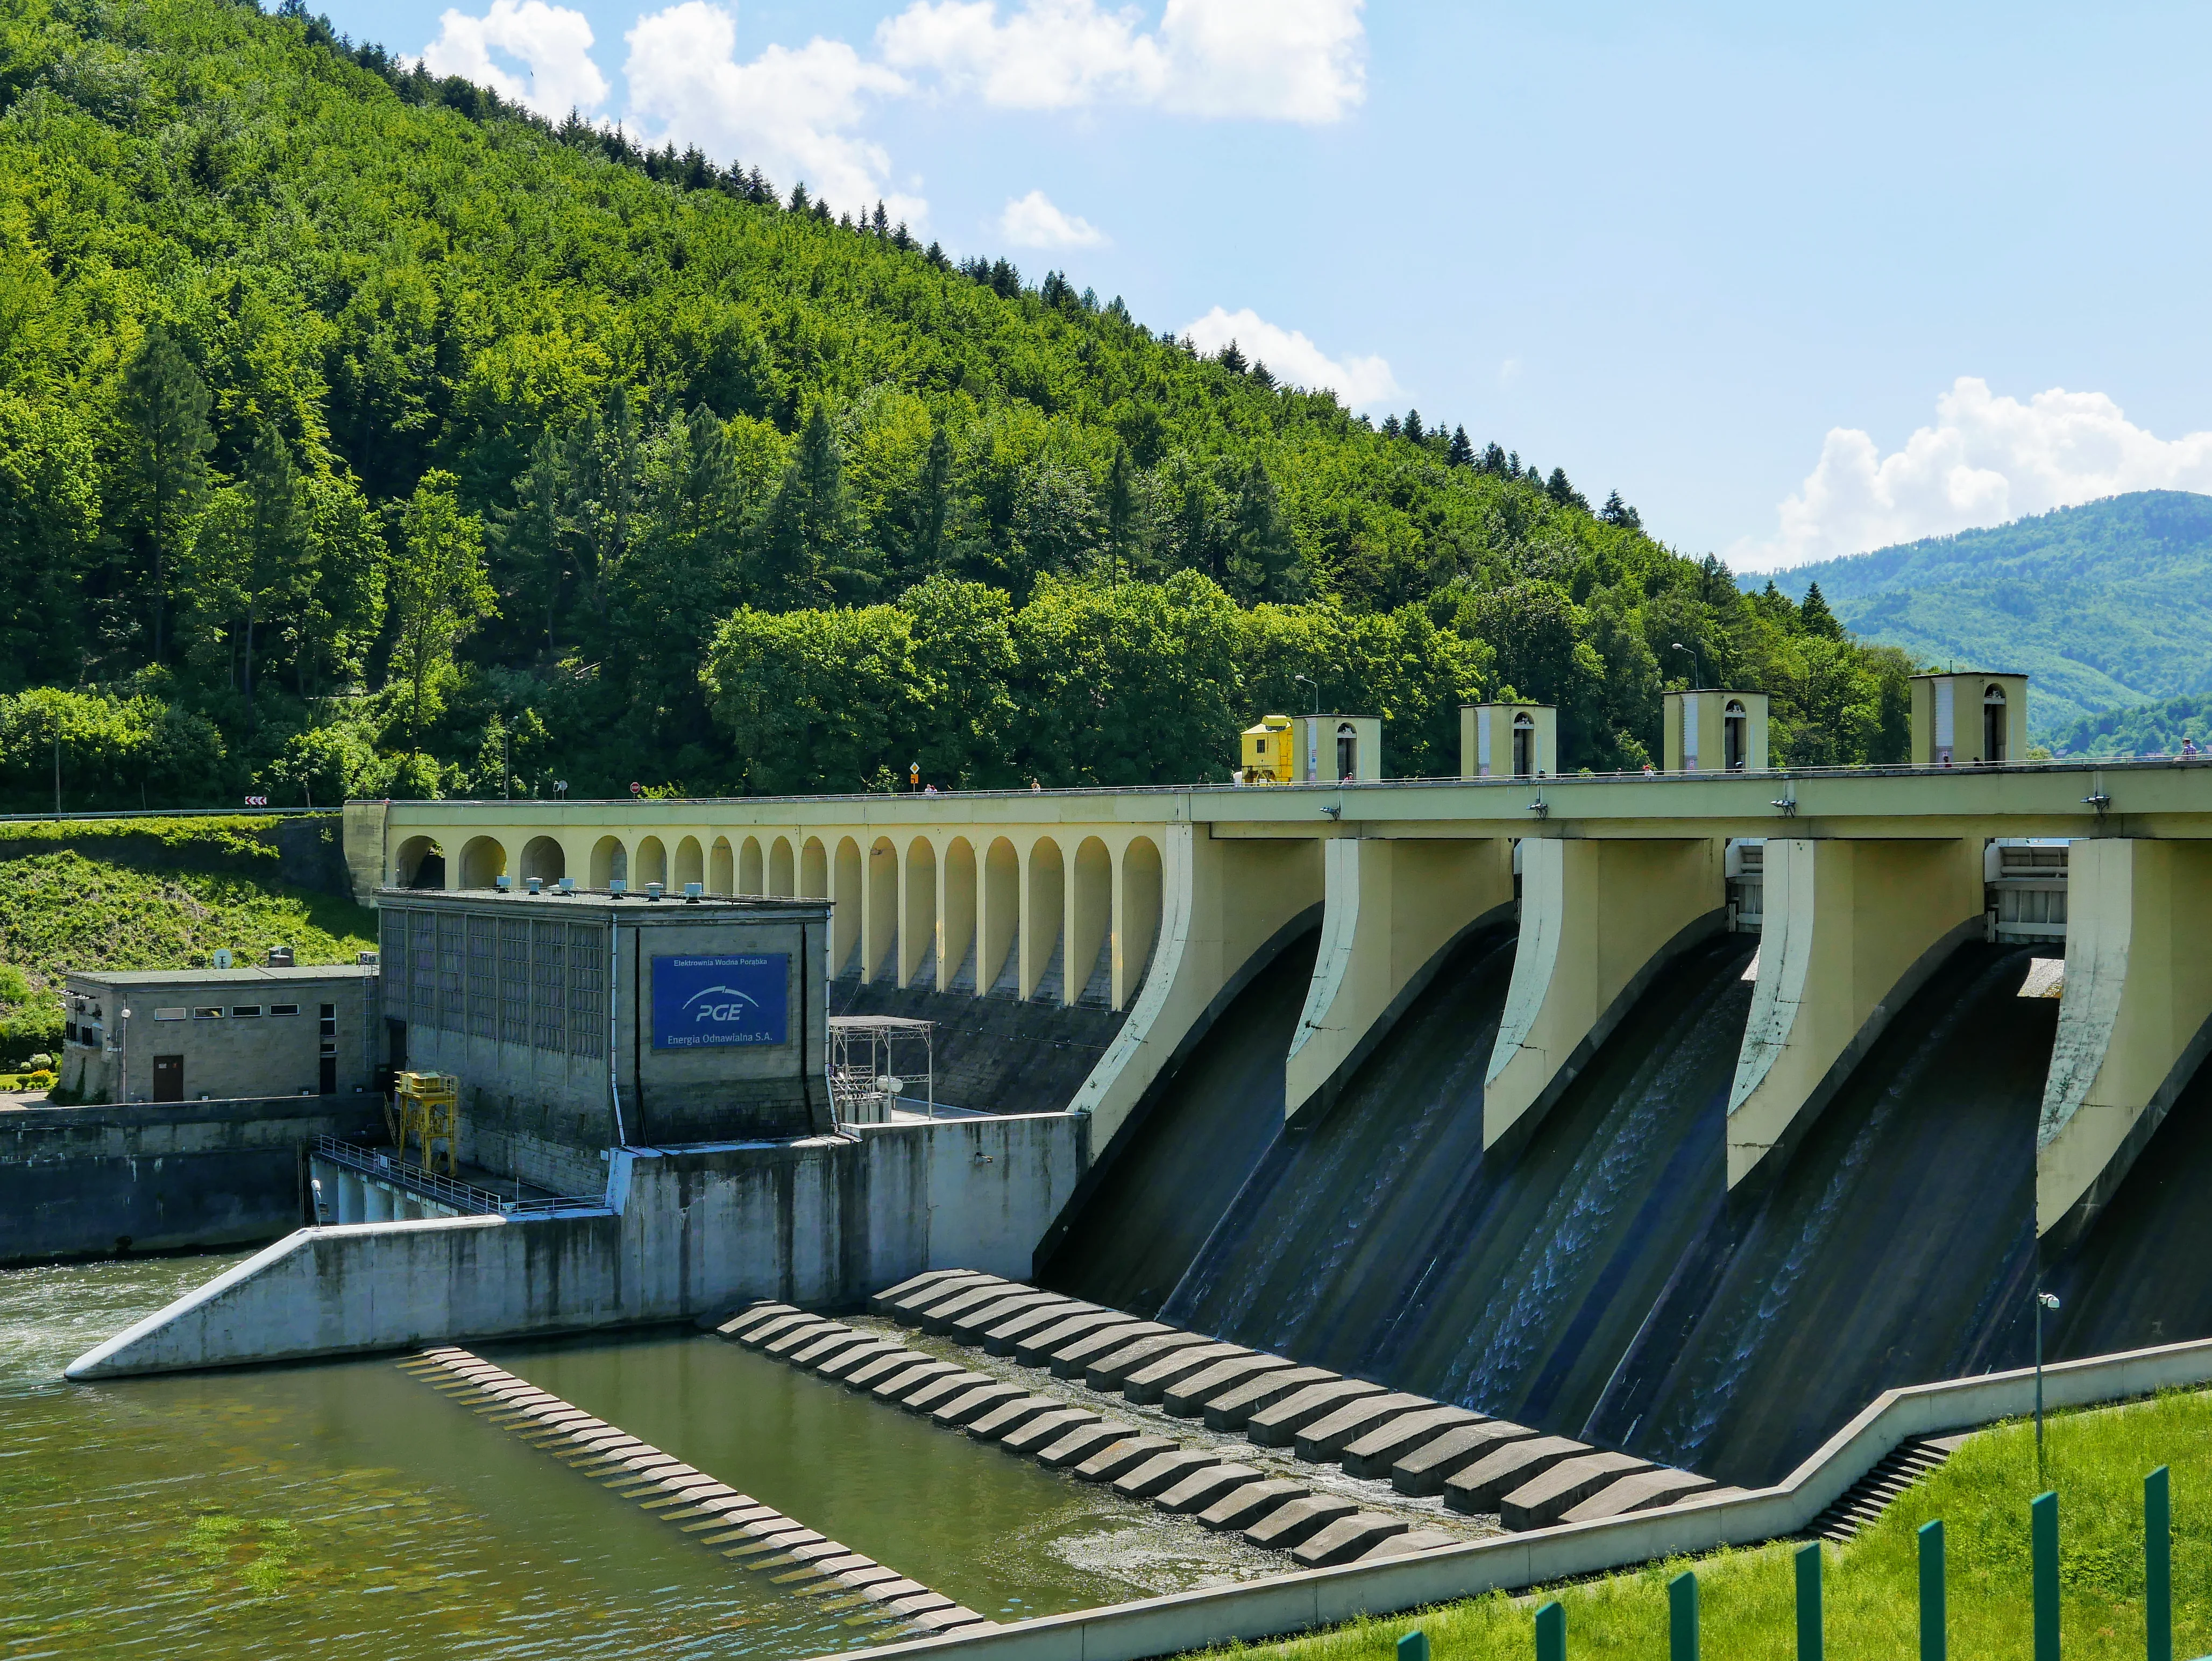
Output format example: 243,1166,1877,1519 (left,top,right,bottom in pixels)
914,423,953,576
1104,447,1136,582
1448,426,1474,467
491,427,571,656
1381,415,1402,439
1217,339,1248,375
1599,489,1642,529
1403,410,1424,445
786,181,810,212
1226,459,1299,604
1481,441,1508,473
115,324,216,664
751,405,860,609
1800,581,1845,640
